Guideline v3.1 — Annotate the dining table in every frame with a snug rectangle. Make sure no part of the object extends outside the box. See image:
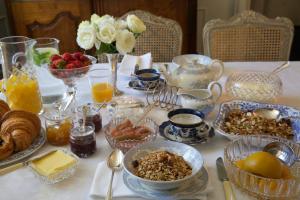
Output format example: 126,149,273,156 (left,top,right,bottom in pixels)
1,61,300,200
